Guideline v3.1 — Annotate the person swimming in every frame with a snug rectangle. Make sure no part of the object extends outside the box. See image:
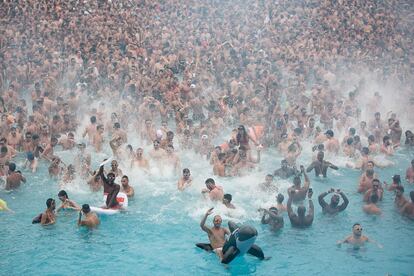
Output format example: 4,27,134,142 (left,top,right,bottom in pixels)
57,190,80,211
